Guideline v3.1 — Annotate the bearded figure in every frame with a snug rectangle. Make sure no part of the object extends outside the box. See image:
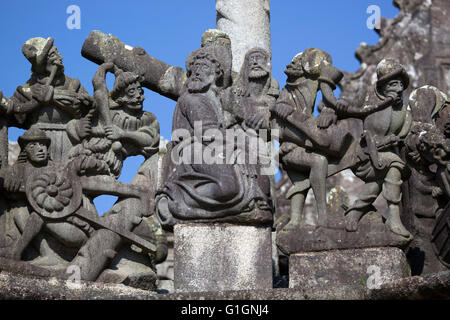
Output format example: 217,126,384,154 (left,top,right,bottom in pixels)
156,46,272,228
